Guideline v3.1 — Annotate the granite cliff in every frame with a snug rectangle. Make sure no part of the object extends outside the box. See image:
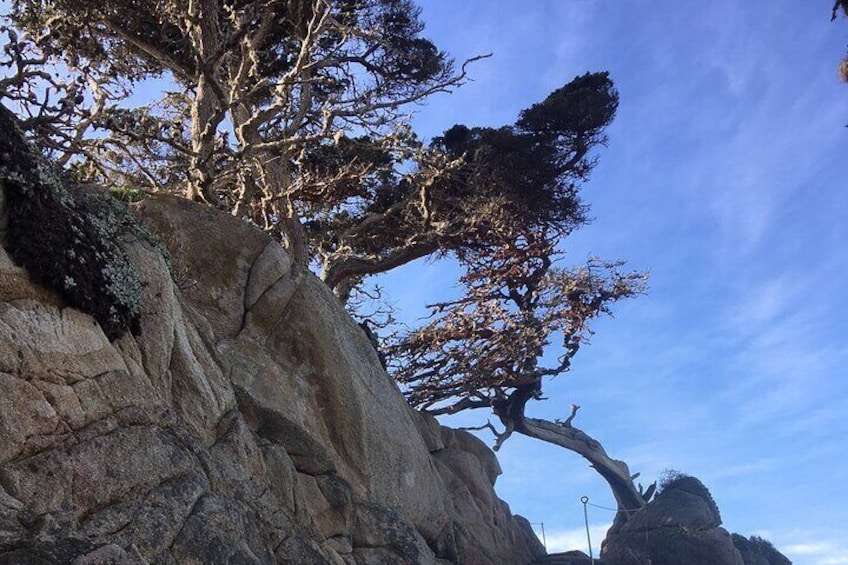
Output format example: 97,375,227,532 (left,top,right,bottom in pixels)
0,116,545,564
